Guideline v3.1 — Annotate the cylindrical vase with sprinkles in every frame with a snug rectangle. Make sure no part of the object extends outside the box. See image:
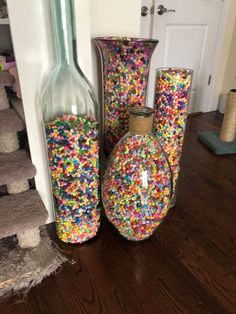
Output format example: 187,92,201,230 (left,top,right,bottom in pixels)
153,68,193,206
42,0,100,243
95,37,158,155
102,107,172,241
